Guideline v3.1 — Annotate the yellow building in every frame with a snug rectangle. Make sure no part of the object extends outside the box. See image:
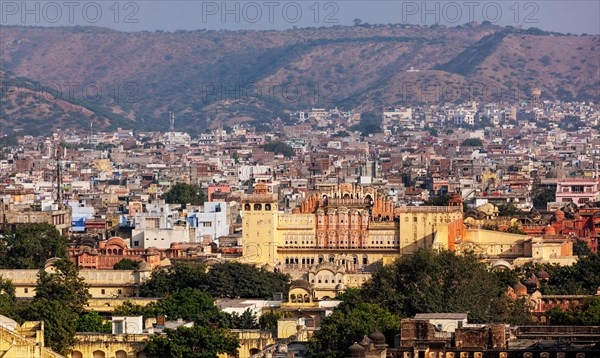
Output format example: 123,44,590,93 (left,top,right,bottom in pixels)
70,334,148,358
0,265,152,300
241,183,464,273
457,228,577,267
0,316,64,358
